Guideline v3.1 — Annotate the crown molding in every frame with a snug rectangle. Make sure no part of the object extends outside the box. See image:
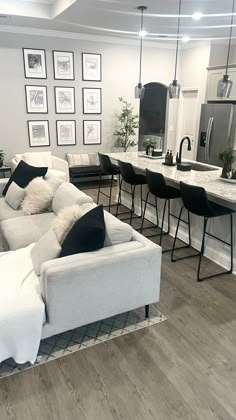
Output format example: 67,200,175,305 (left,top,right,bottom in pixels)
0,24,176,49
